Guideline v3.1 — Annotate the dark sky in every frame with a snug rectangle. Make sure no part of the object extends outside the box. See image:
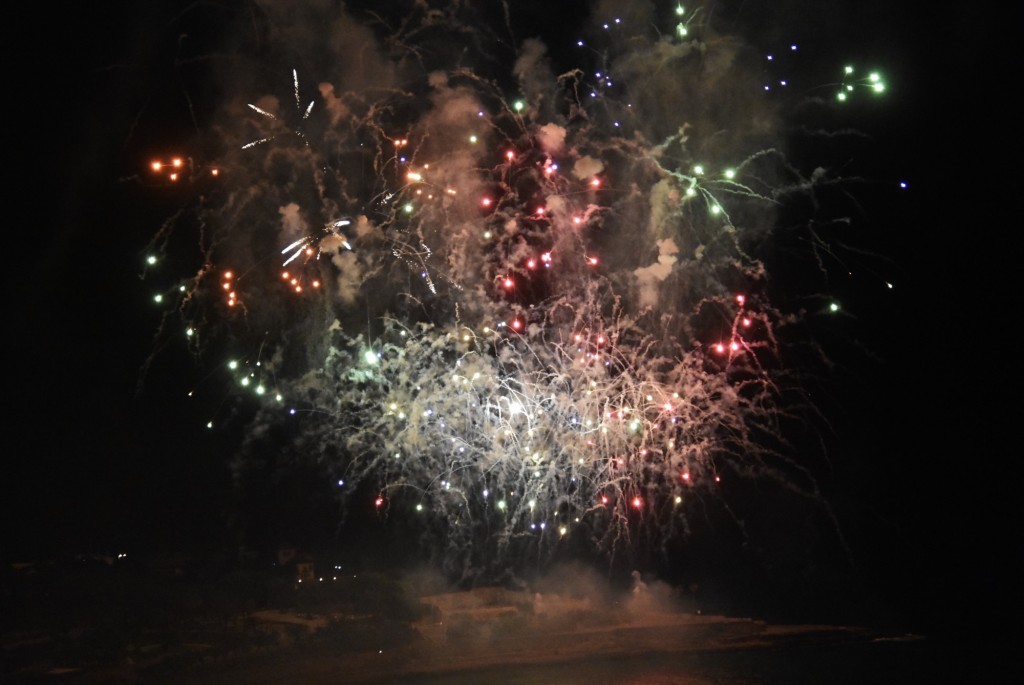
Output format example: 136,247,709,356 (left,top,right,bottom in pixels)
4,0,1014,641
